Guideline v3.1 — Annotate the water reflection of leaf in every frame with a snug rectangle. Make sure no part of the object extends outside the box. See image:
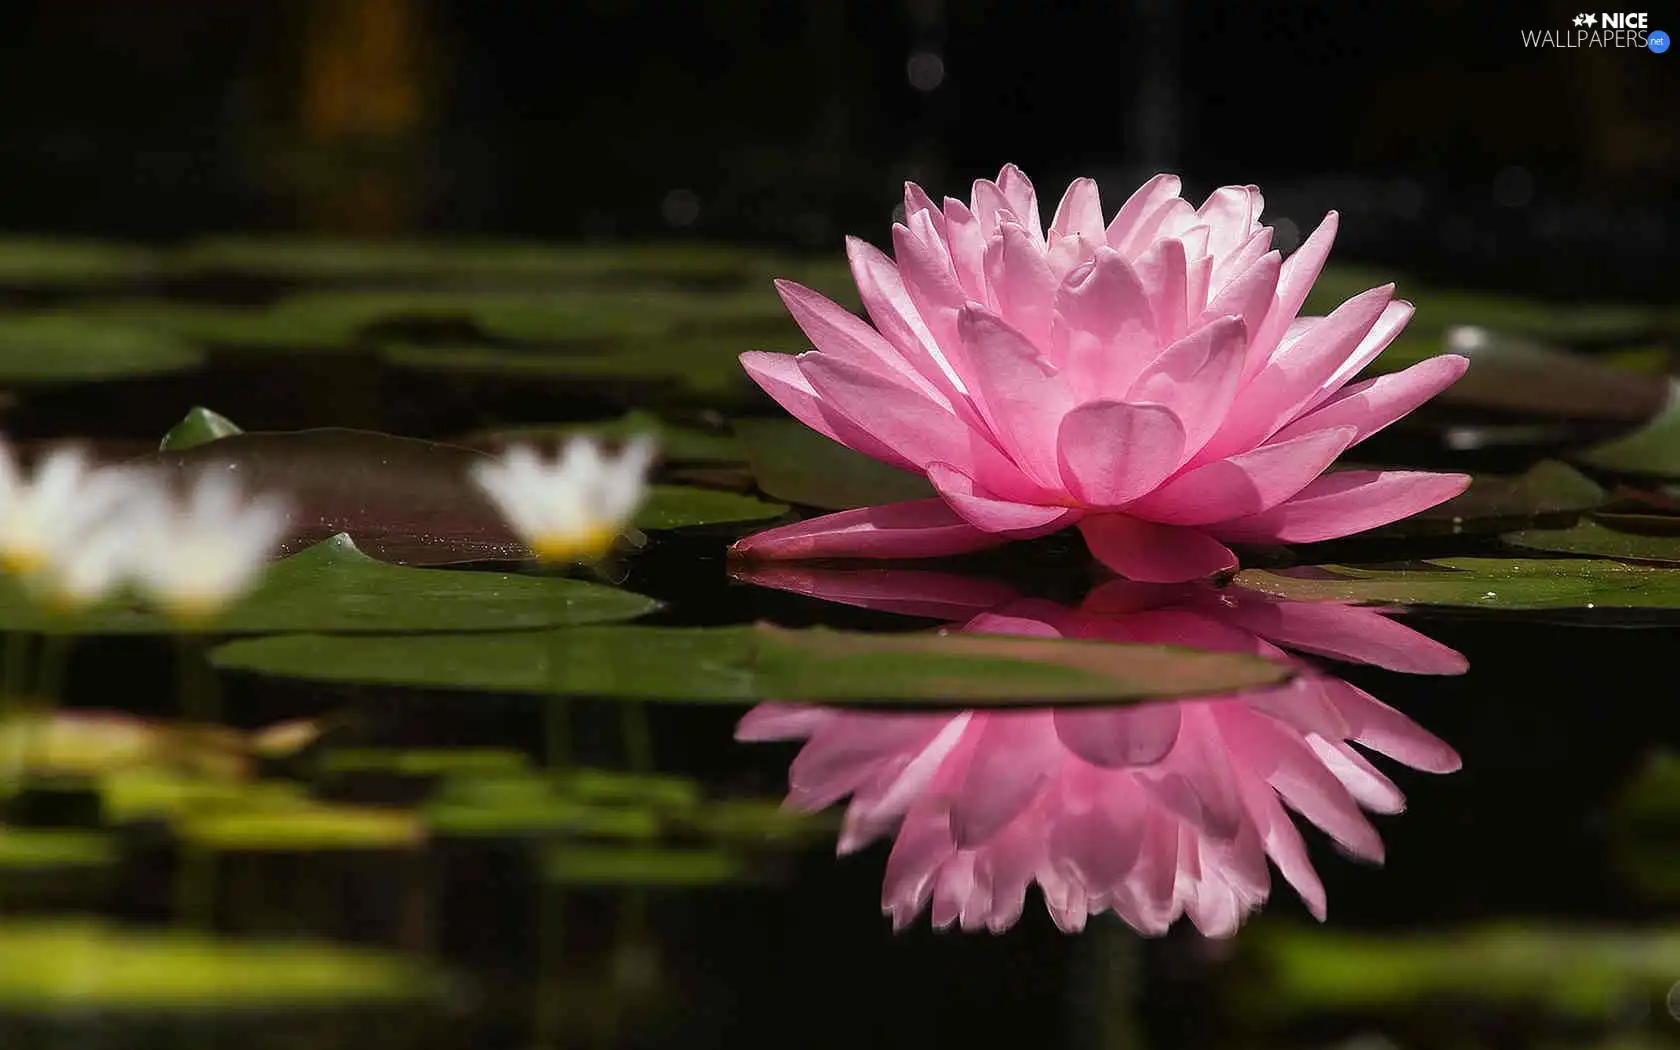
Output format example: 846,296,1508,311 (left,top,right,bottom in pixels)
210,622,1291,705
1236,558,1680,610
